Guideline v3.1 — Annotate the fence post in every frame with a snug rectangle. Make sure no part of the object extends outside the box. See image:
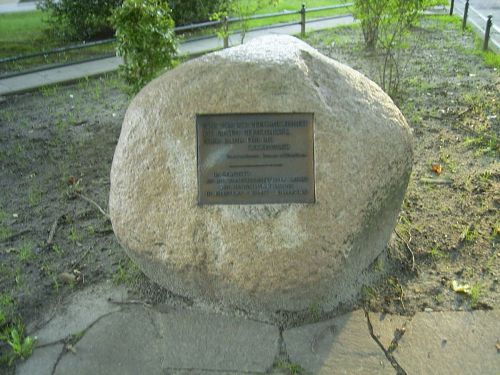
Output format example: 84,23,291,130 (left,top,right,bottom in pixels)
483,15,493,51
300,4,306,37
462,0,469,31
223,16,229,49
449,0,454,16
